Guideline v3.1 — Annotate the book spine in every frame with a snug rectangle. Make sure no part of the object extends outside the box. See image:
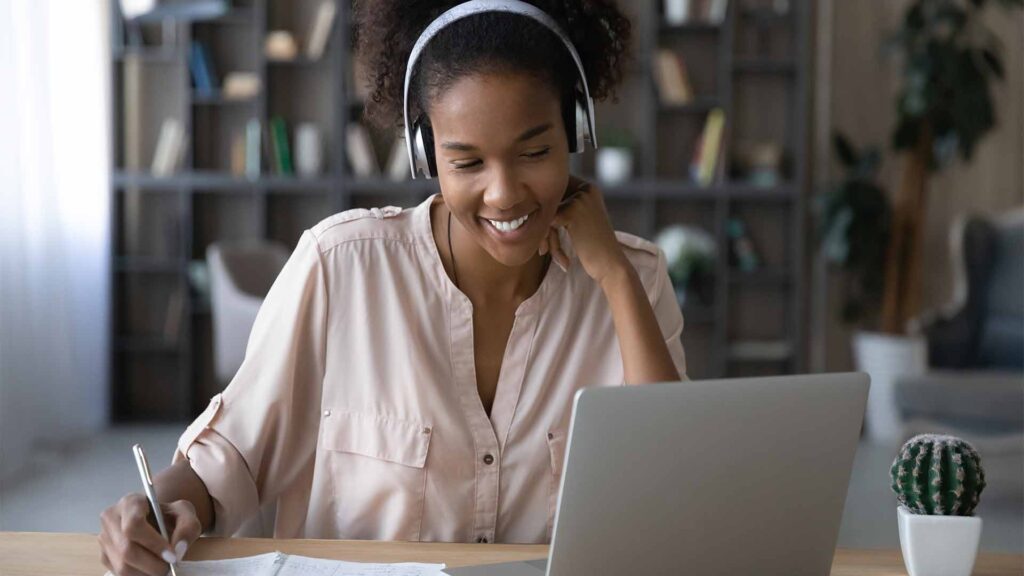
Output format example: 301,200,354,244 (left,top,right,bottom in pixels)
245,118,261,179
697,108,725,186
271,117,293,175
